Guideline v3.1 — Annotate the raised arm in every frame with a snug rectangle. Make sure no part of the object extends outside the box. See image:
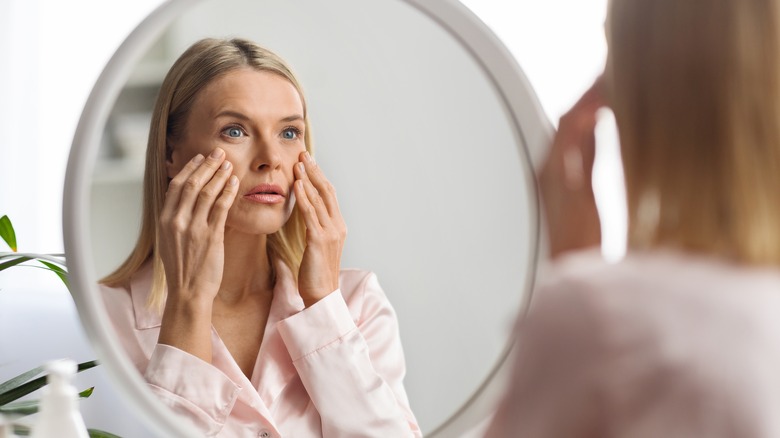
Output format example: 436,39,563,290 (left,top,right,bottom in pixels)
282,151,421,436
277,272,421,437
156,147,237,361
